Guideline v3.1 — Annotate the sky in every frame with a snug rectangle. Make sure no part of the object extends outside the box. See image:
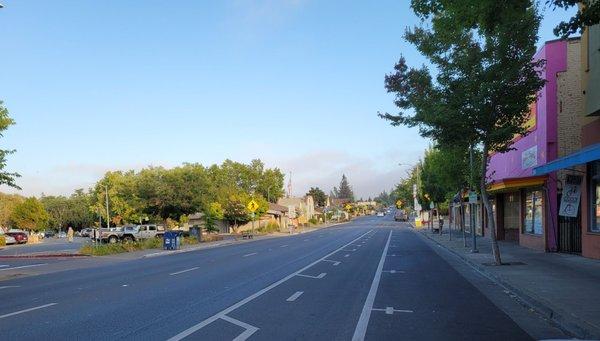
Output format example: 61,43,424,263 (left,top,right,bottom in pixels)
0,1,577,199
